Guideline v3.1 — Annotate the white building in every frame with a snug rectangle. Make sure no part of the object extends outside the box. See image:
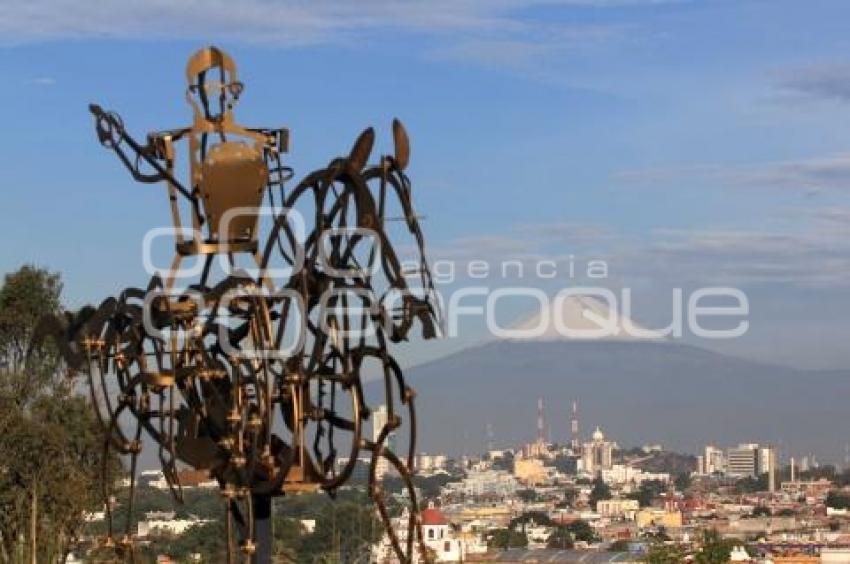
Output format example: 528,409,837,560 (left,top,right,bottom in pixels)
599,464,669,487
136,511,209,537
702,445,726,475
582,427,614,474
416,453,448,474
372,405,396,479
726,444,759,478
822,548,850,562
372,507,471,563
442,468,518,499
